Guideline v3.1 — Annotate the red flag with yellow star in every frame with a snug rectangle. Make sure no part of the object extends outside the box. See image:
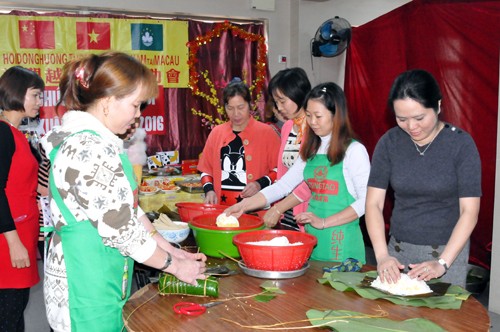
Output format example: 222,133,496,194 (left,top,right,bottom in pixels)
76,22,110,50
18,20,55,49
